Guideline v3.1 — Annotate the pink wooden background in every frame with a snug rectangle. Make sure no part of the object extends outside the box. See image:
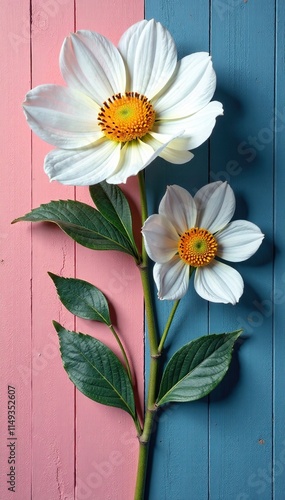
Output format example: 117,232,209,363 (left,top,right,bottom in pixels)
0,1,144,499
